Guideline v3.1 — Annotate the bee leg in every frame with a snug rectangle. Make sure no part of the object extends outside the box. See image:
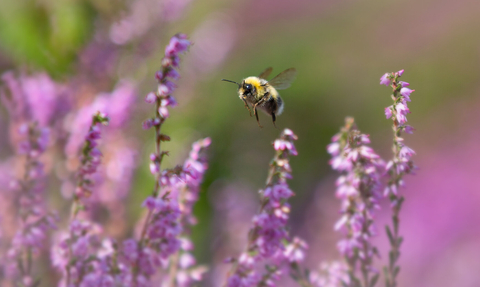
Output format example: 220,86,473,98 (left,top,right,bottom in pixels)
271,112,277,128
242,97,252,116
255,108,262,128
